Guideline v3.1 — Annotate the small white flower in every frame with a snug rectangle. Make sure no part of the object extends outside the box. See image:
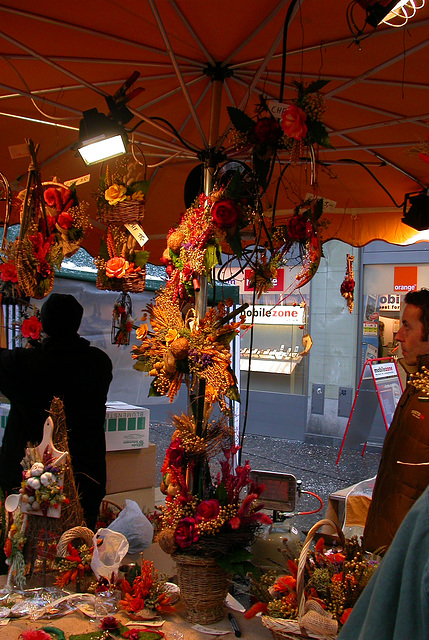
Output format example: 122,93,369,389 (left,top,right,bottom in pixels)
31,462,44,477
27,477,40,490
40,472,54,486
